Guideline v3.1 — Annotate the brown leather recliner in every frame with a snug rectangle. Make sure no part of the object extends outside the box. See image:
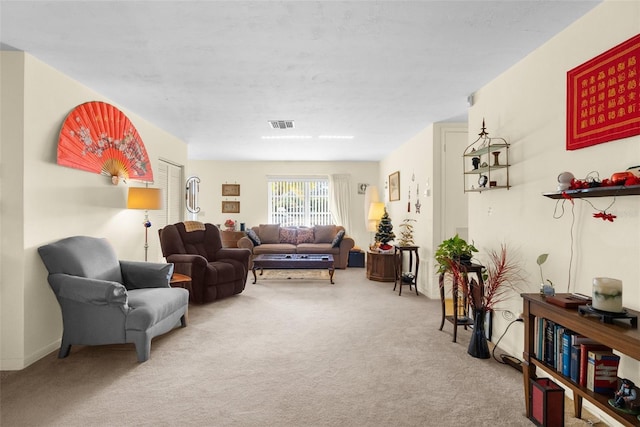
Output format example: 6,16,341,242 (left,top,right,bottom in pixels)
158,222,251,304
